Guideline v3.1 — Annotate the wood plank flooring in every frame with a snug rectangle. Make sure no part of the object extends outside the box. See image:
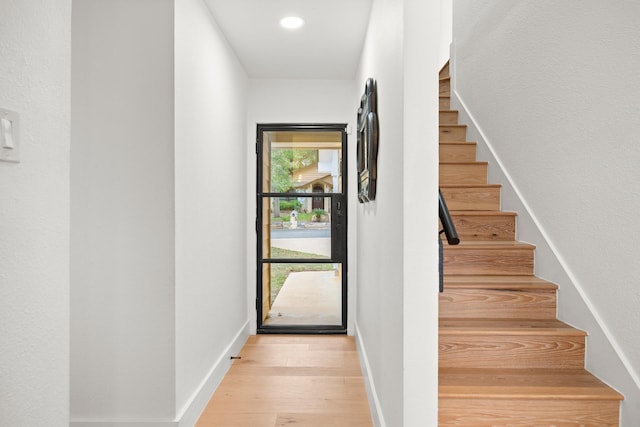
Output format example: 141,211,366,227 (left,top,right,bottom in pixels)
196,335,373,427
